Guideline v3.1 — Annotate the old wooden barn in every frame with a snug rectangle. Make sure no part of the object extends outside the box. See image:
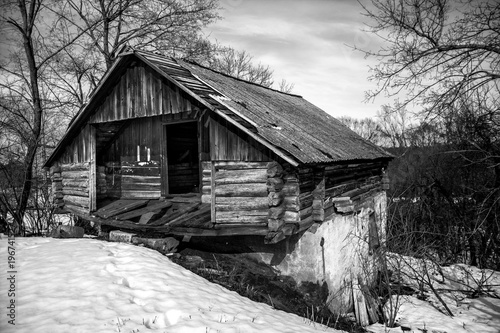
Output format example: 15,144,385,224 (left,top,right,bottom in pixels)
44,48,392,316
